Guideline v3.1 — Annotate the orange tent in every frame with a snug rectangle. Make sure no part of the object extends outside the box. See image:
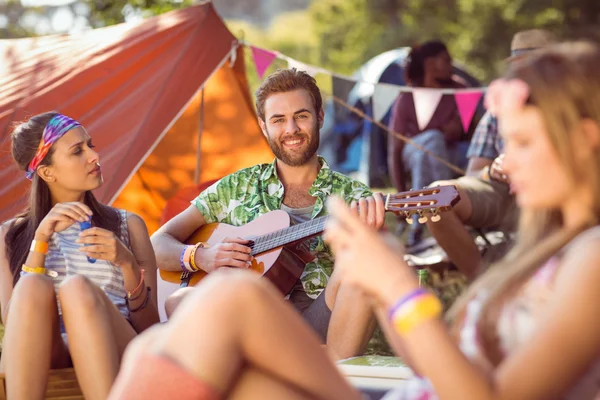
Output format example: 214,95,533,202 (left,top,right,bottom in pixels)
0,3,273,233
